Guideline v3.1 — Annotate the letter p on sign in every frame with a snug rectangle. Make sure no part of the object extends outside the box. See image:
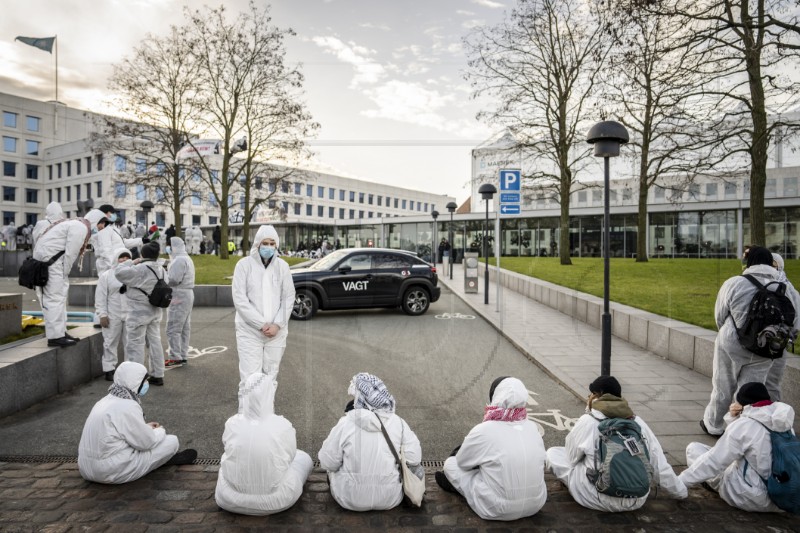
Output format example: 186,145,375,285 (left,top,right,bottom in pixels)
500,170,521,191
